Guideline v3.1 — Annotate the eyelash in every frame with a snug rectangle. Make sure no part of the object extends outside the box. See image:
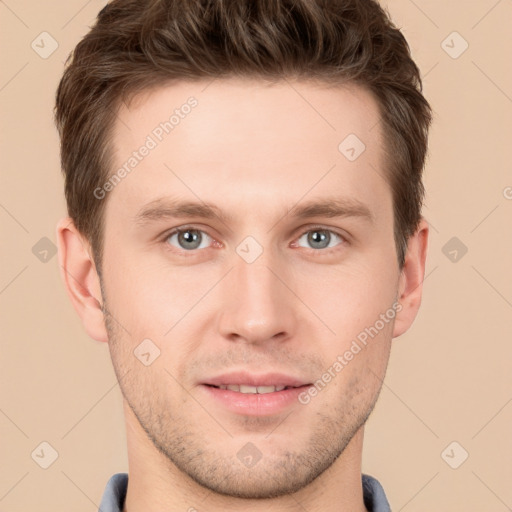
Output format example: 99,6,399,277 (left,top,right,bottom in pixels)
161,225,349,258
